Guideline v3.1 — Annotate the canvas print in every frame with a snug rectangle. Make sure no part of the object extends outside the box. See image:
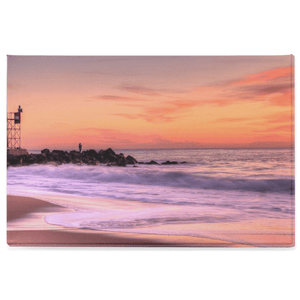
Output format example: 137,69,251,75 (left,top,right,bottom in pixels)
7,56,294,247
